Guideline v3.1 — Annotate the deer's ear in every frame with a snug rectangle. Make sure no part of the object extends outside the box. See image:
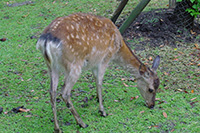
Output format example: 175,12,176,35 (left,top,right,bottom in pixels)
152,55,160,71
139,64,149,77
